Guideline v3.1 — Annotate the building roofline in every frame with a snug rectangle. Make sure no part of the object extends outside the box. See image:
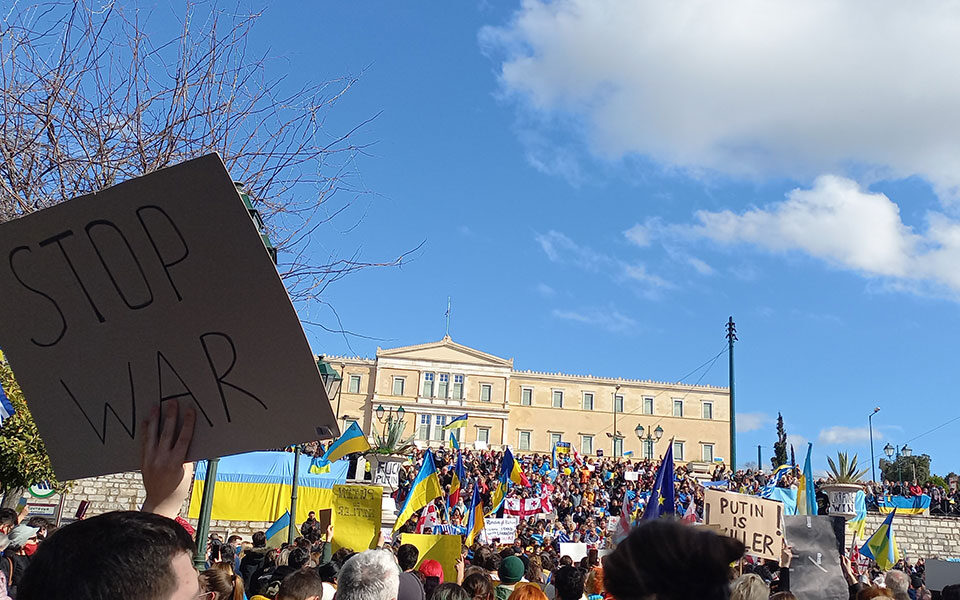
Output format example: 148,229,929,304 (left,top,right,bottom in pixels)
511,368,728,391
